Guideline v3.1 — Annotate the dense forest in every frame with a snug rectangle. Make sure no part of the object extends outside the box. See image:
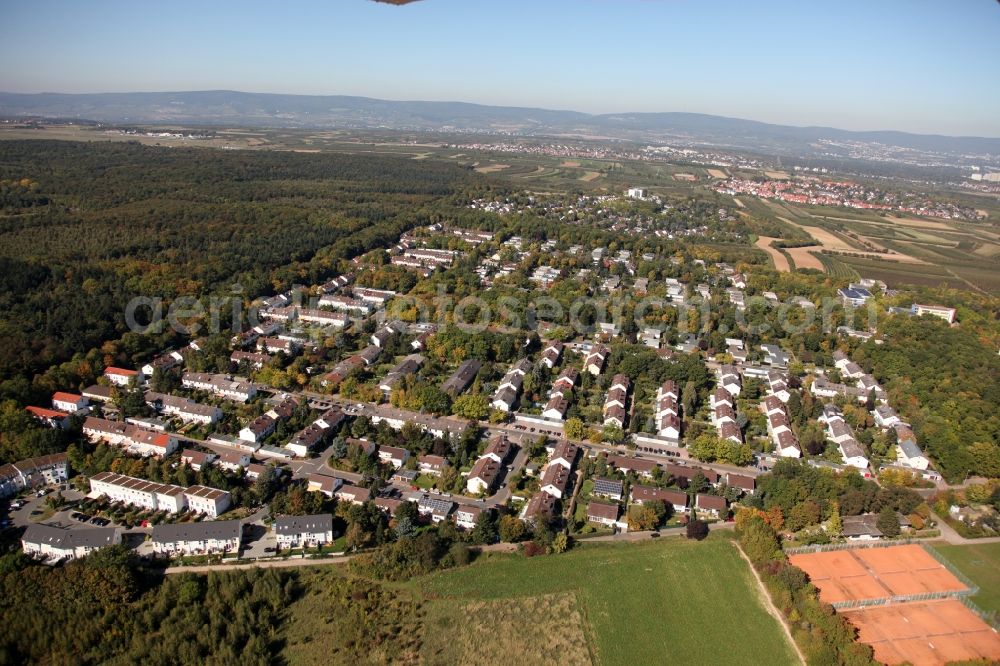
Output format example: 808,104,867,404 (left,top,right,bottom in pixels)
856,315,1000,482
0,547,292,664
0,140,486,400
